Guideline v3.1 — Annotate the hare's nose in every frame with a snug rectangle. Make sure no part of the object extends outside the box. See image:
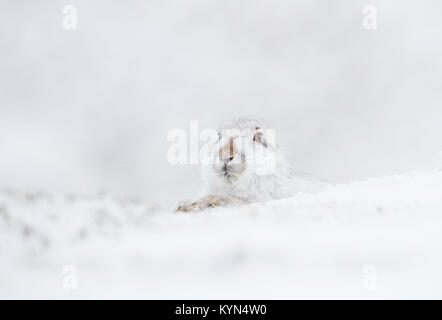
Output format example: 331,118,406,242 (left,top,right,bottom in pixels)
223,156,234,164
